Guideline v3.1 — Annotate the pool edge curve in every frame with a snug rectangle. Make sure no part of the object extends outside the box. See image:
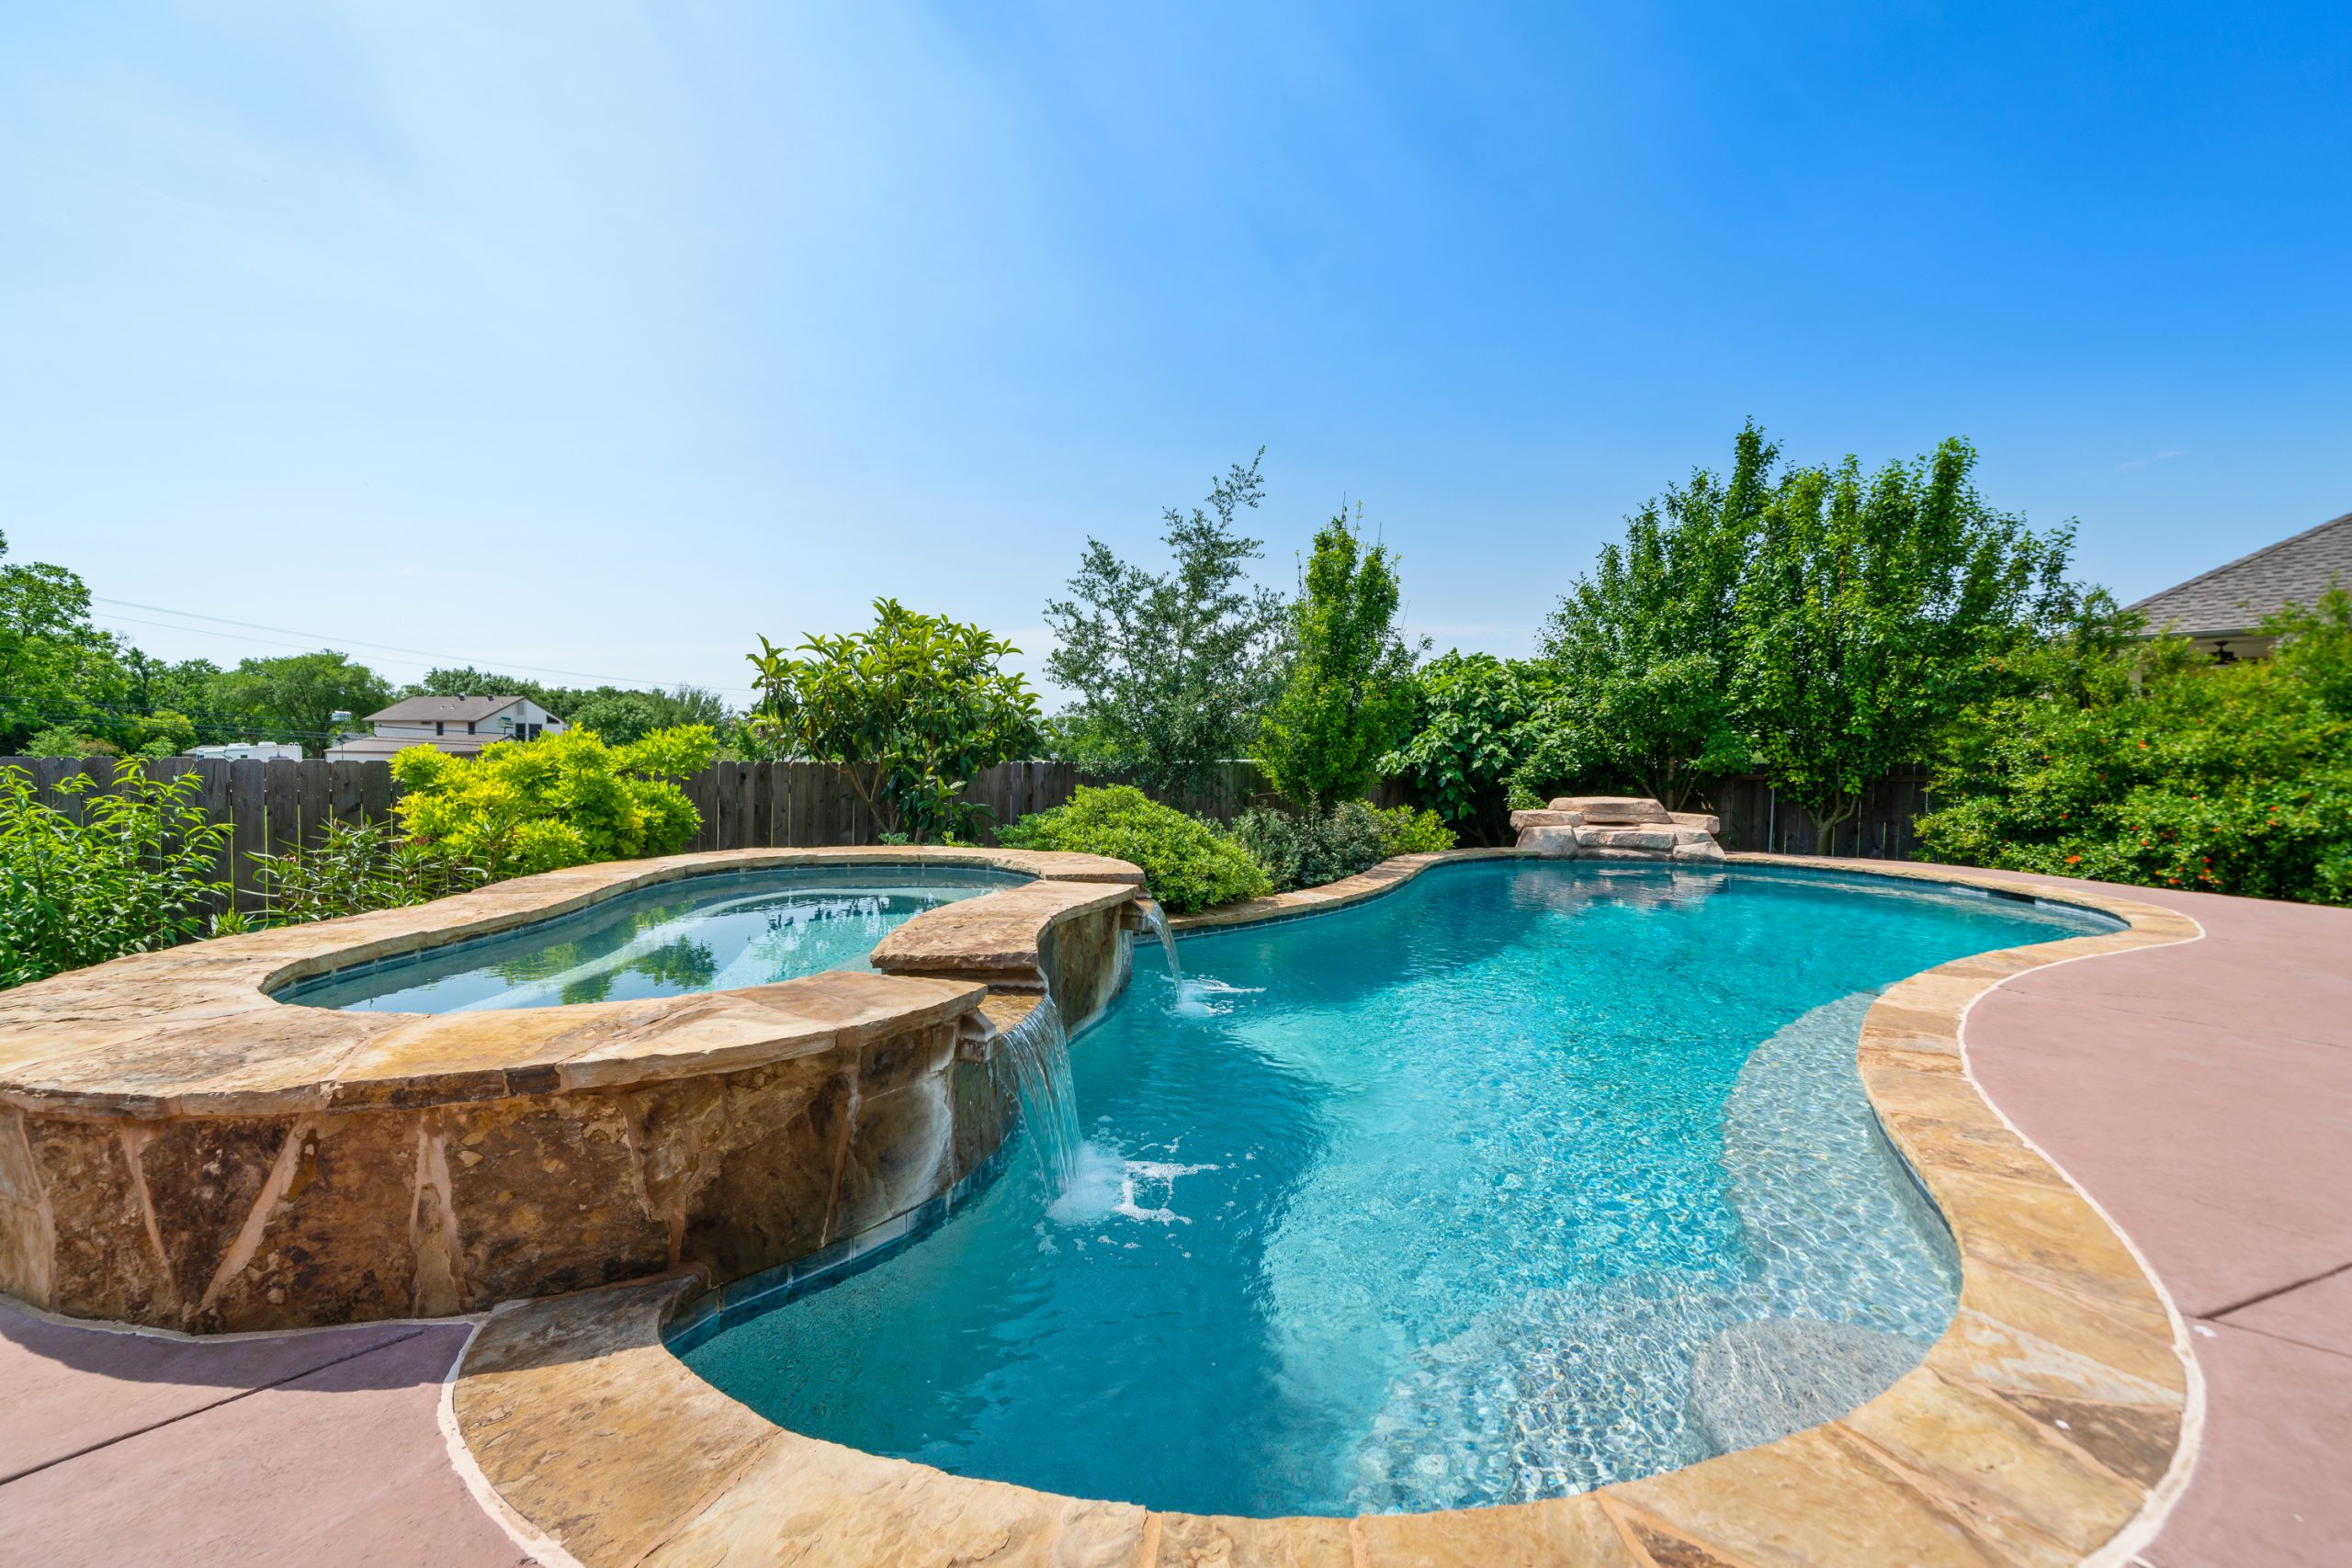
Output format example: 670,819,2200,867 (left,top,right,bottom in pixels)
449,850,2205,1568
